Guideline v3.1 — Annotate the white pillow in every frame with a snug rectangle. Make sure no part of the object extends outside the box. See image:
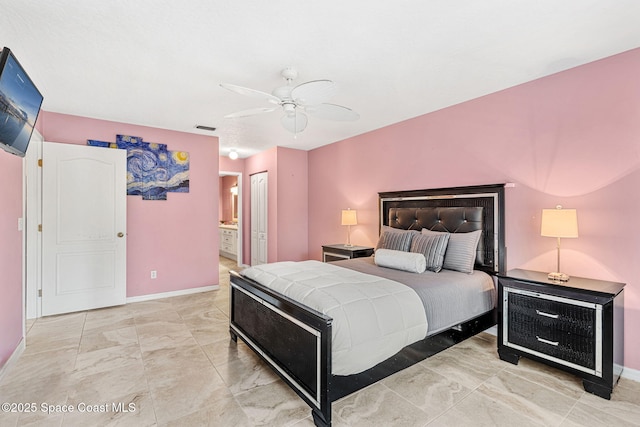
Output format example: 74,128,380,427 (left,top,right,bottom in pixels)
374,248,426,273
